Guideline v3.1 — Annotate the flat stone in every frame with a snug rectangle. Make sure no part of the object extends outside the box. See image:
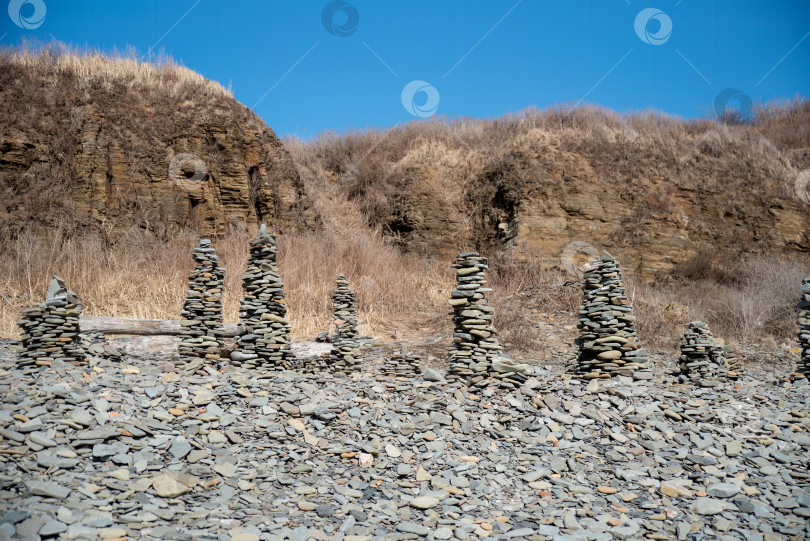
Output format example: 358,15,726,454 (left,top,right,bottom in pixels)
25,480,70,499
230,534,260,541
409,496,439,509
397,522,430,536
422,368,445,382
39,519,68,536
152,474,189,498
707,483,741,498
691,497,727,515
169,437,192,459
